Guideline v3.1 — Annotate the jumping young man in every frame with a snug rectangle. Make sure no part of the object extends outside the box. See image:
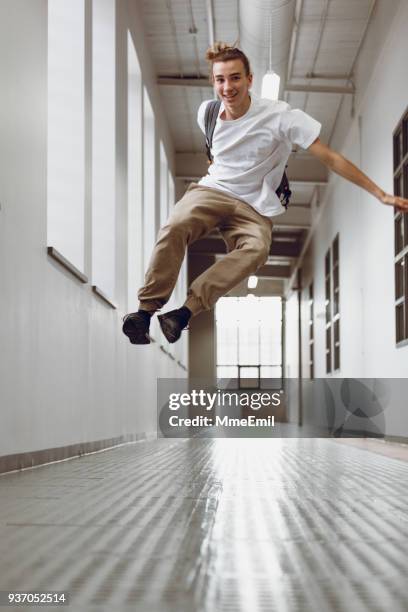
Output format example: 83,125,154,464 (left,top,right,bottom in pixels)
123,42,408,345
